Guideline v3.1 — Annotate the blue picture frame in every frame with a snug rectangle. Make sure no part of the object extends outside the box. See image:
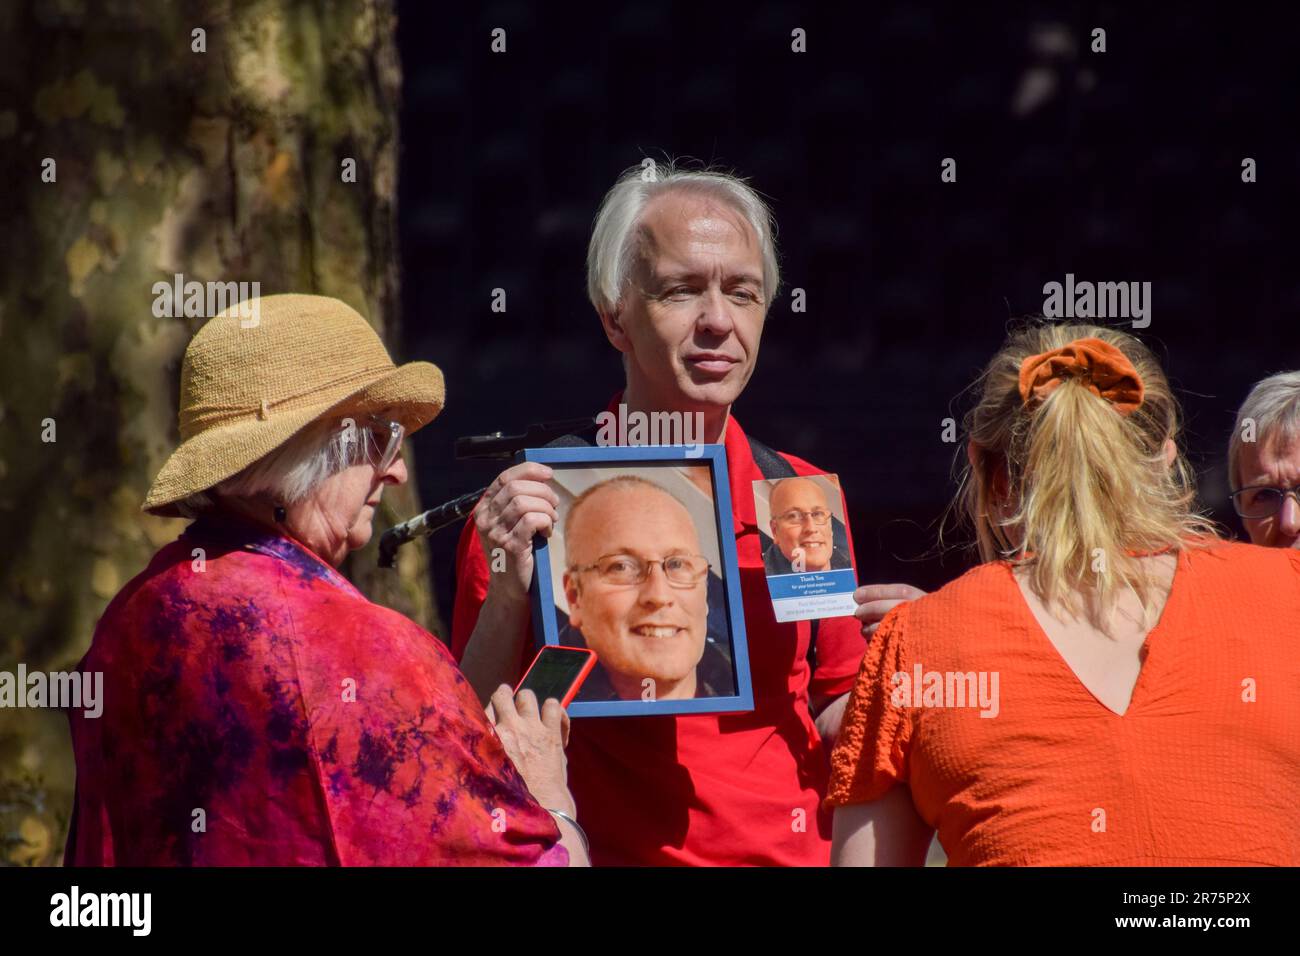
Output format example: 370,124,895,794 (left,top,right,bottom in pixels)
521,444,754,718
